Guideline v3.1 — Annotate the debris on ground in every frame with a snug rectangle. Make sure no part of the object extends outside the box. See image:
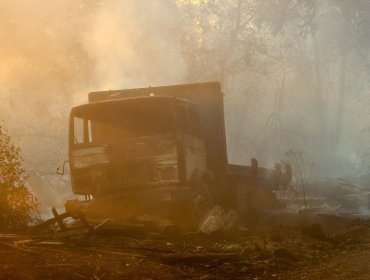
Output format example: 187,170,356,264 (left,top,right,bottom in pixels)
332,224,370,245
198,205,238,234
0,211,366,279
2,189,370,280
